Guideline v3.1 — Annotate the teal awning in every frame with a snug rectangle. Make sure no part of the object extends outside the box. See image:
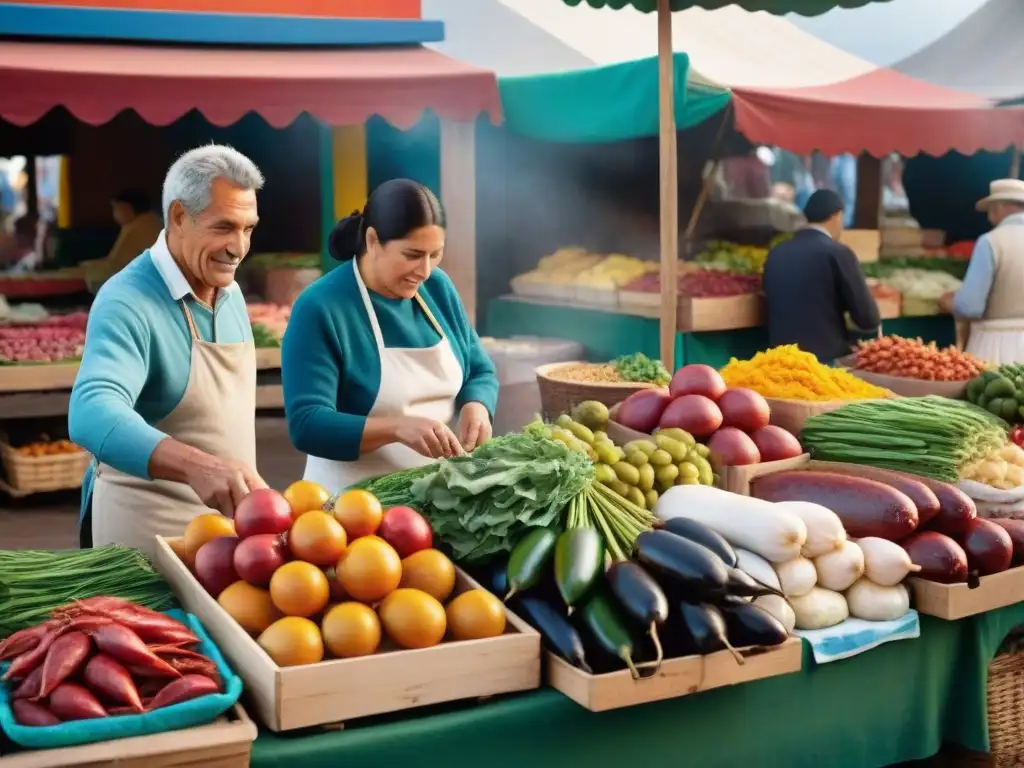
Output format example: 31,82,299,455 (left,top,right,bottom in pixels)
497,52,730,144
